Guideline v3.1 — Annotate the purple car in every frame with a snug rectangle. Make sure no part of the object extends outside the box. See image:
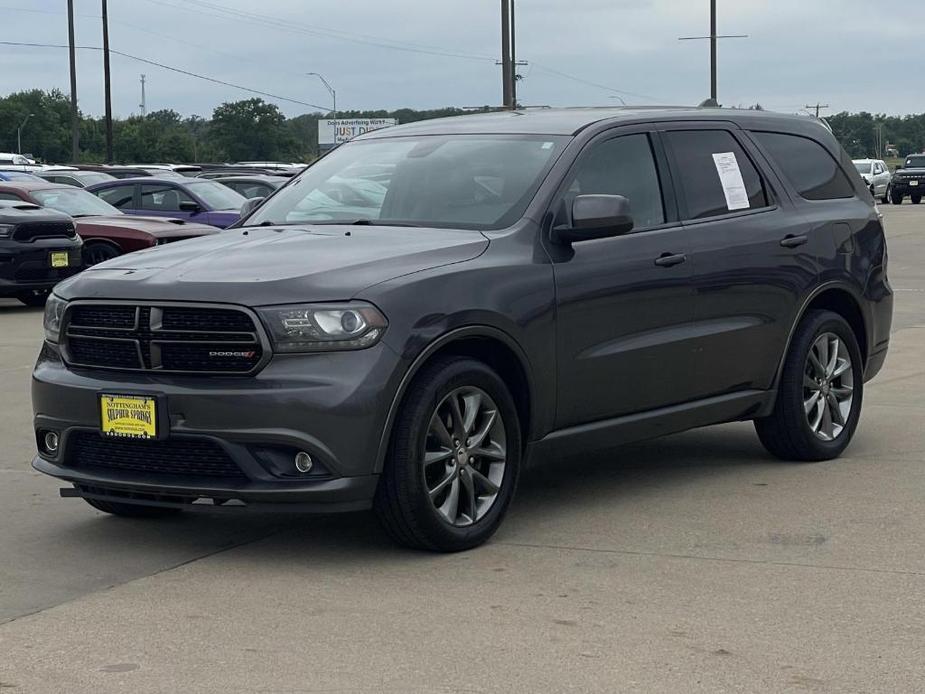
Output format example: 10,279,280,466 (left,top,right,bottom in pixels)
87,177,245,228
